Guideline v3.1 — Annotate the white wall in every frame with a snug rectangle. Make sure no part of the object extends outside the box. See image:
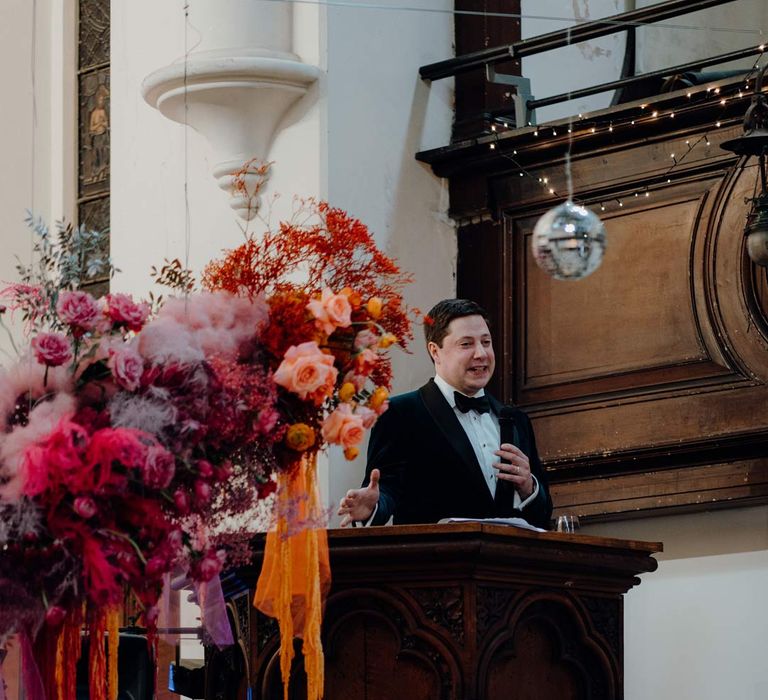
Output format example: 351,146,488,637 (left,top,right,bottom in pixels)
583,506,768,699
521,0,627,124
323,0,456,517
0,0,66,360
636,0,768,75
